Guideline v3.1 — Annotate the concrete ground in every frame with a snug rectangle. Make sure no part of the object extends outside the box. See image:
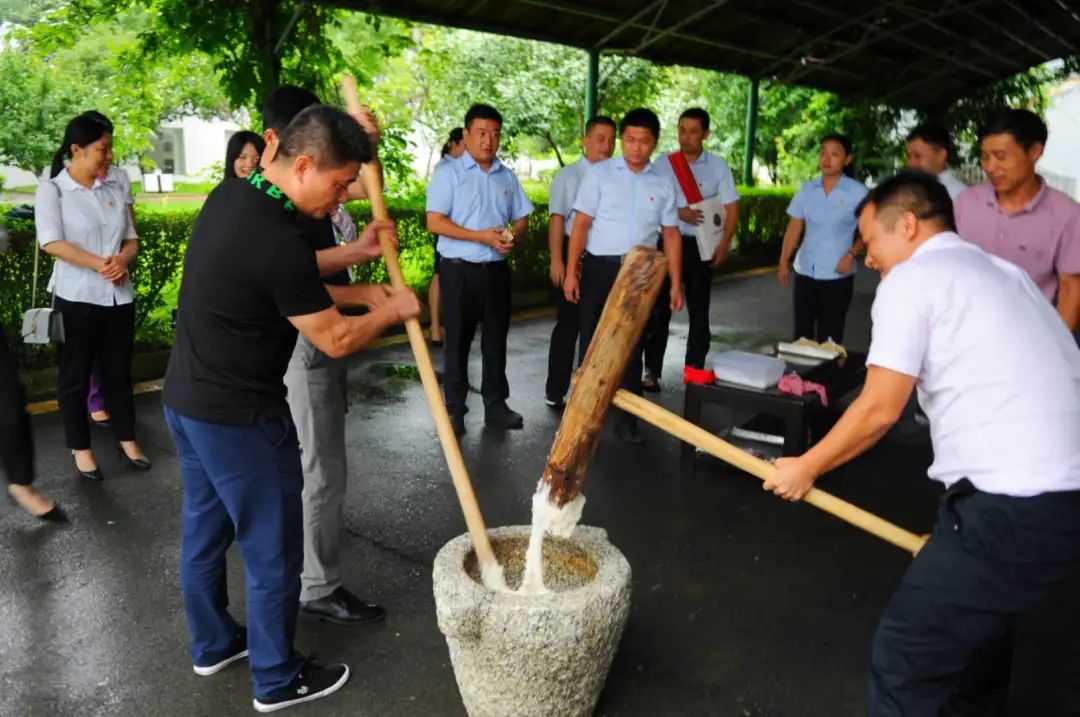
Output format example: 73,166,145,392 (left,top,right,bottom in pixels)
1,270,1077,717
